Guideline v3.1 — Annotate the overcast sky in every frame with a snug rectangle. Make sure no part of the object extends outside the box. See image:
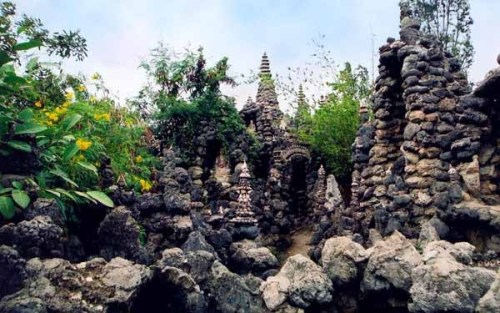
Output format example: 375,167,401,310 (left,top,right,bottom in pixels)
16,0,500,112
